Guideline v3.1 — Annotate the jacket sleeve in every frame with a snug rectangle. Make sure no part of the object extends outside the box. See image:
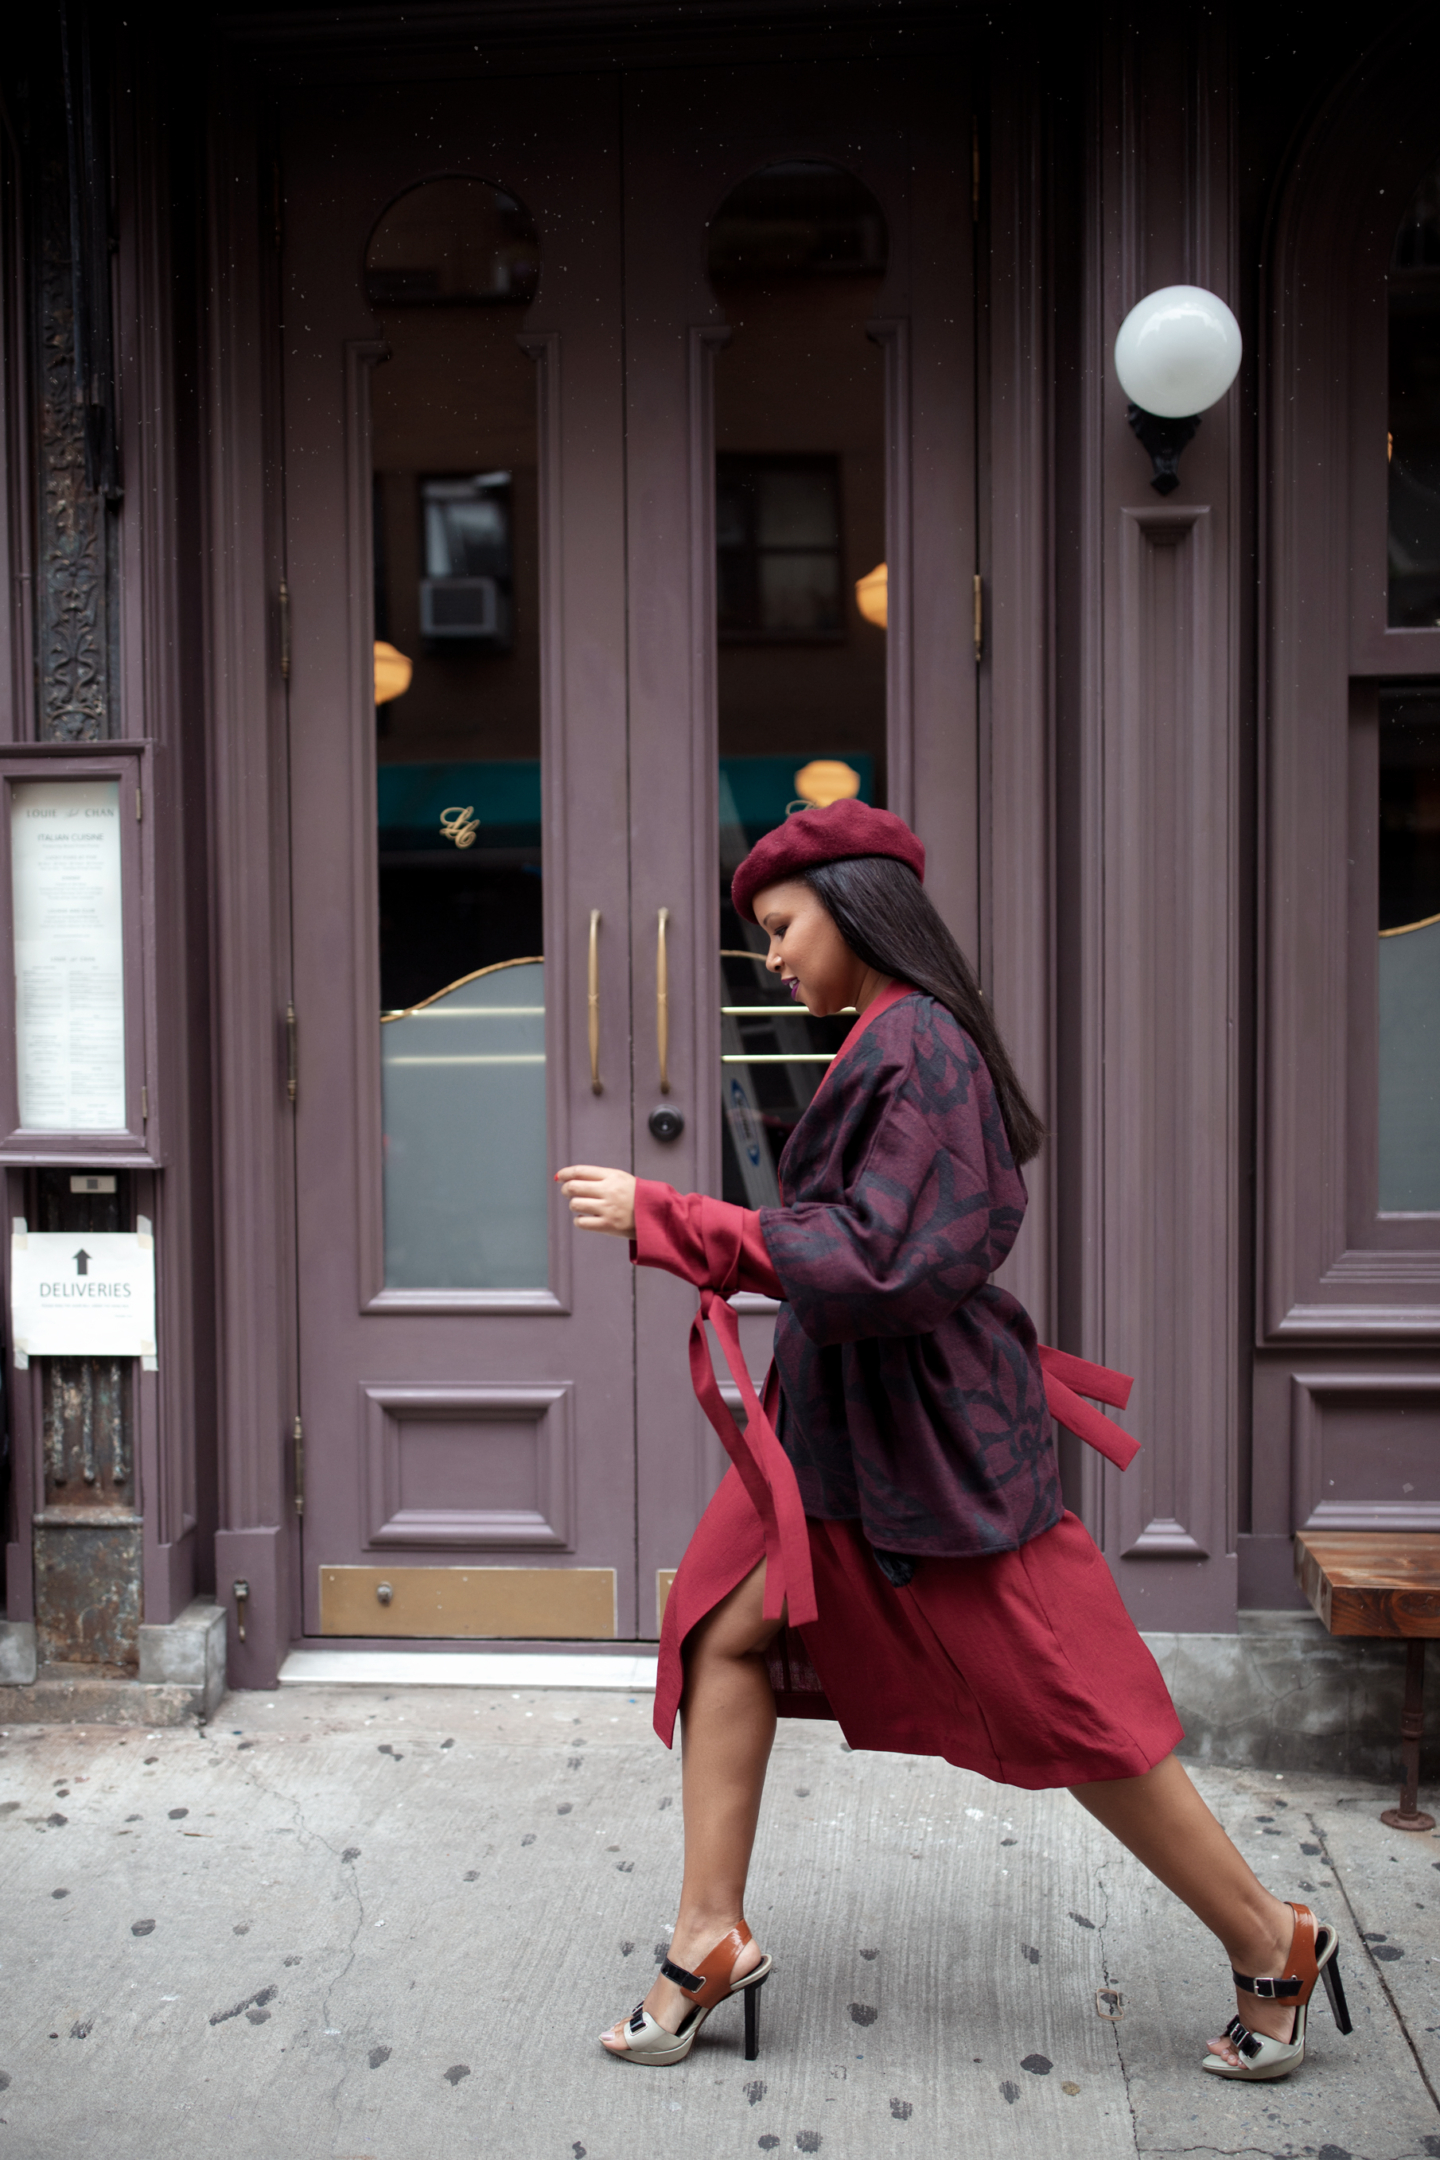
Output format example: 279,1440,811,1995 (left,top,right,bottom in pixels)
631,1179,784,1298
757,1035,1024,1345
